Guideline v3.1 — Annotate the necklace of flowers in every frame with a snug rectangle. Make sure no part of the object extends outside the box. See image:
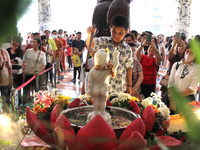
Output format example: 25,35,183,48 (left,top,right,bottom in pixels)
93,62,116,78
